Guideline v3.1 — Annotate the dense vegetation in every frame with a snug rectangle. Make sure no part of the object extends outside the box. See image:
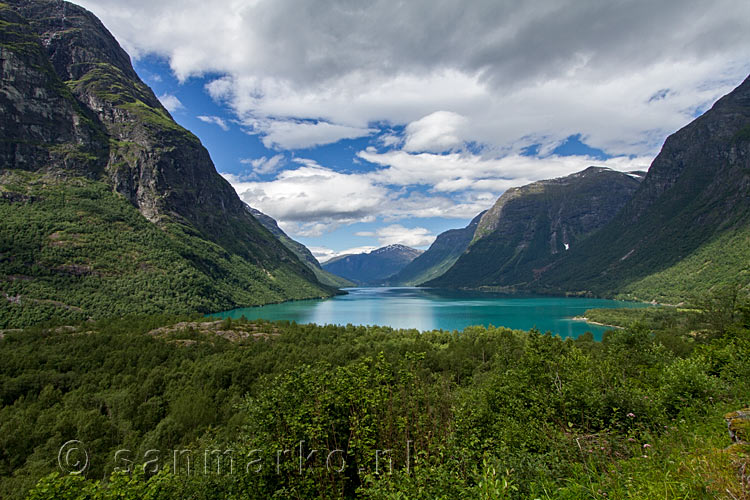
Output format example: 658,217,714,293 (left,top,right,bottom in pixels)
615,226,750,303
0,170,333,328
0,287,747,499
